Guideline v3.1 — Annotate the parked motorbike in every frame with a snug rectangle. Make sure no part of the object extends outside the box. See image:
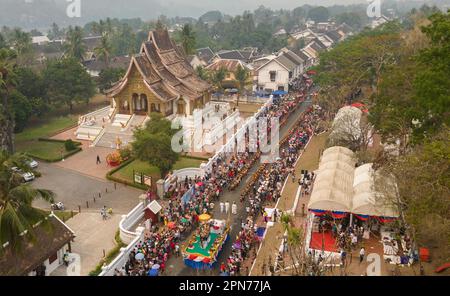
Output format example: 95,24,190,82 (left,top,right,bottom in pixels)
51,202,65,211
